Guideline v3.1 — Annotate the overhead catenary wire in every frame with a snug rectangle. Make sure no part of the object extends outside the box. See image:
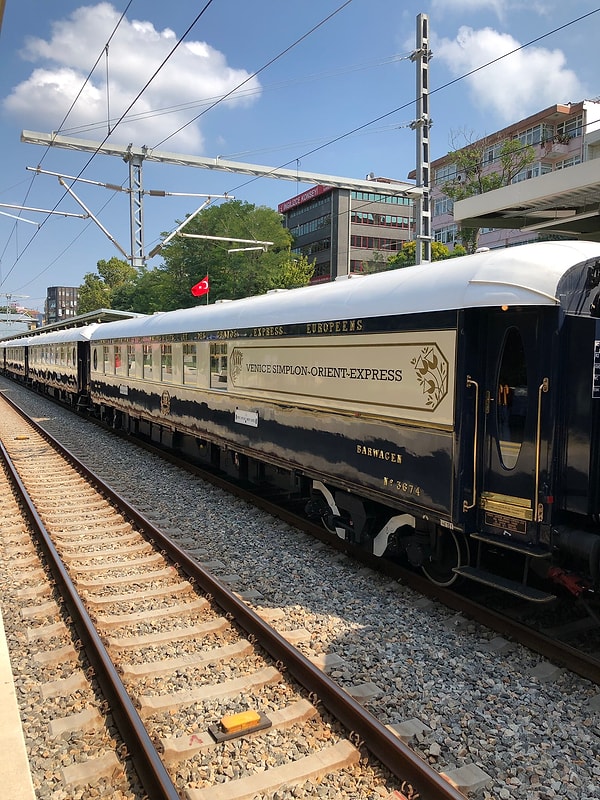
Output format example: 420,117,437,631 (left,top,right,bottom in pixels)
224,7,600,198
0,0,134,287
1,0,218,288
55,53,413,140
3,5,600,297
4,0,358,290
